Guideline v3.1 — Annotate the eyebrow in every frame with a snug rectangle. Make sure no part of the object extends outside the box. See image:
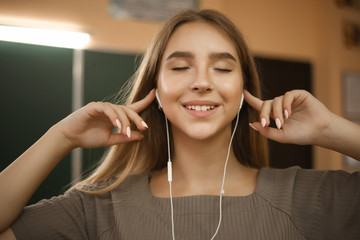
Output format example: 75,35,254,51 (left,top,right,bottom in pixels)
166,51,194,60
209,52,237,62
166,51,237,62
